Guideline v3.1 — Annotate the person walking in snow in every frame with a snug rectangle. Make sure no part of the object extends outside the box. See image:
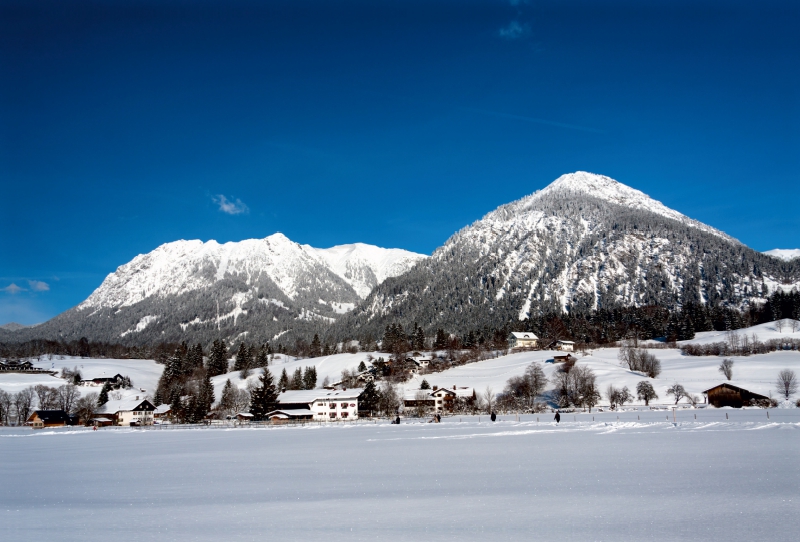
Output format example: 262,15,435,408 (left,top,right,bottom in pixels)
490,412,497,422
554,411,561,424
